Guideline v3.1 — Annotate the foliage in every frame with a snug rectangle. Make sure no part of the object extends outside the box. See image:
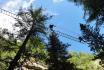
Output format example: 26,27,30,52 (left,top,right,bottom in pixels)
0,35,48,70
46,31,74,70
69,0,104,24
2,1,104,70
7,6,50,70
24,36,48,62
0,33,21,70
15,7,49,40
69,52,104,70
78,23,104,66
18,37,48,69
69,0,104,68
79,24,104,53
0,29,48,70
